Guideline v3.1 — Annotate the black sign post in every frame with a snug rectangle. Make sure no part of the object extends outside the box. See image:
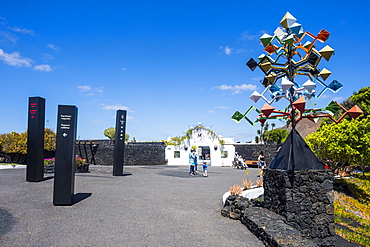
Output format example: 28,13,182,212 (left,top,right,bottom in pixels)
53,105,78,206
113,110,127,176
26,97,46,182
